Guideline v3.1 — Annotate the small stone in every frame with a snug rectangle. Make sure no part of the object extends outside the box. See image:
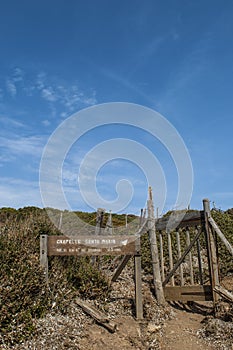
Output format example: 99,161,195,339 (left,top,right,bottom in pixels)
147,323,161,333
